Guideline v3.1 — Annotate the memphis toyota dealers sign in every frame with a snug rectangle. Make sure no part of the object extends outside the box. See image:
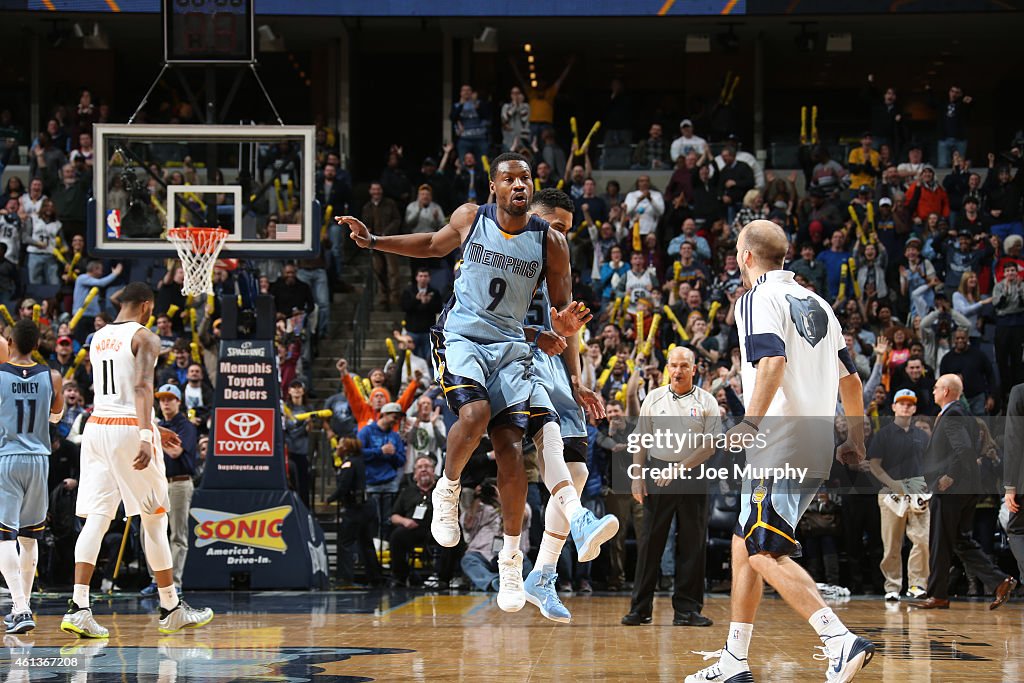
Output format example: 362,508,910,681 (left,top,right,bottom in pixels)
202,339,289,490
